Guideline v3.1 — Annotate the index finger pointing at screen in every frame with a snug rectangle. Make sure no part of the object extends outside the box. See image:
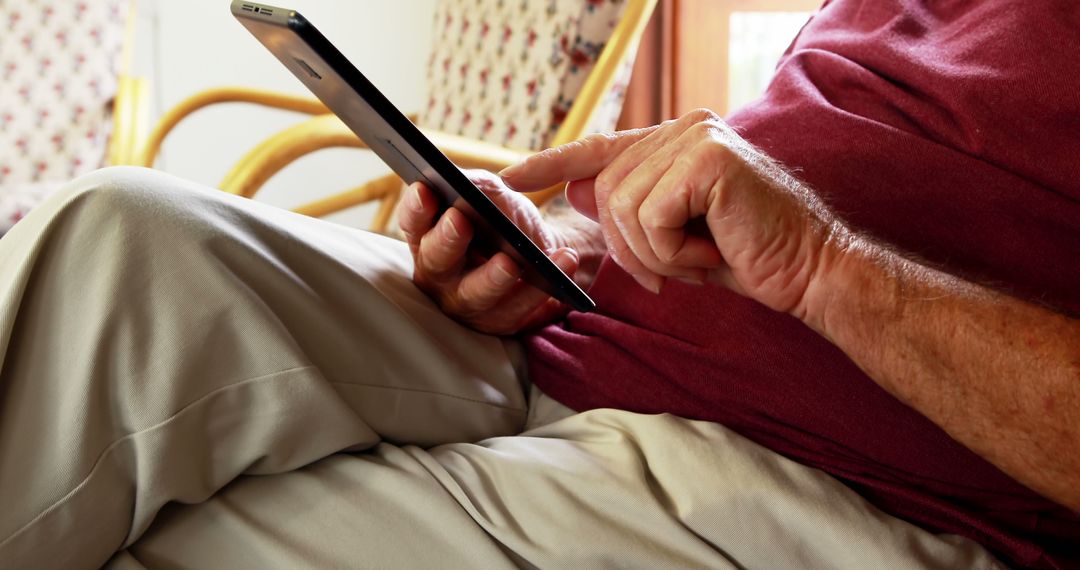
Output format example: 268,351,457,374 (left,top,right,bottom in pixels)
498,126,659,192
